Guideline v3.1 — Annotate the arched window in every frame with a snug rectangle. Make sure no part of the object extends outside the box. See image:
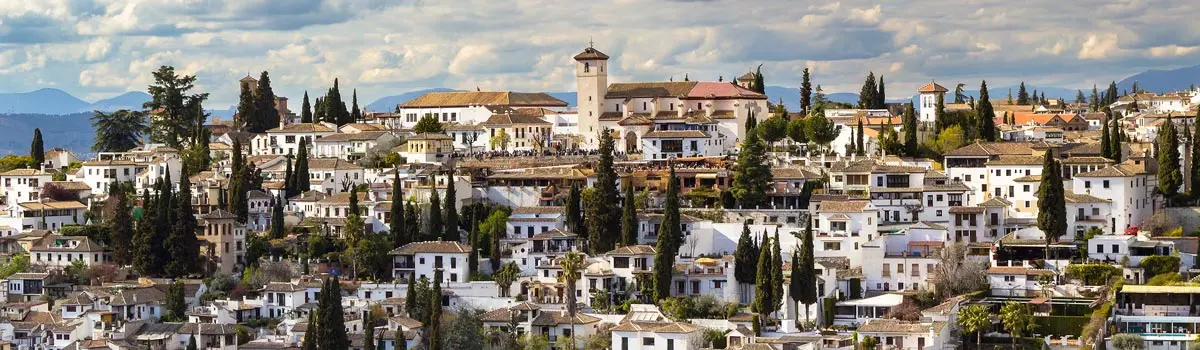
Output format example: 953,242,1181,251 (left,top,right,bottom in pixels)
584,62,590,73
